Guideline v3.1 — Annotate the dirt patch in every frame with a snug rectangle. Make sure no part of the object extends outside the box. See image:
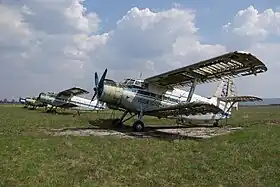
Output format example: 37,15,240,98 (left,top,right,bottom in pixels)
48,126,243,140
51,128,133,138
156,127,242,139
